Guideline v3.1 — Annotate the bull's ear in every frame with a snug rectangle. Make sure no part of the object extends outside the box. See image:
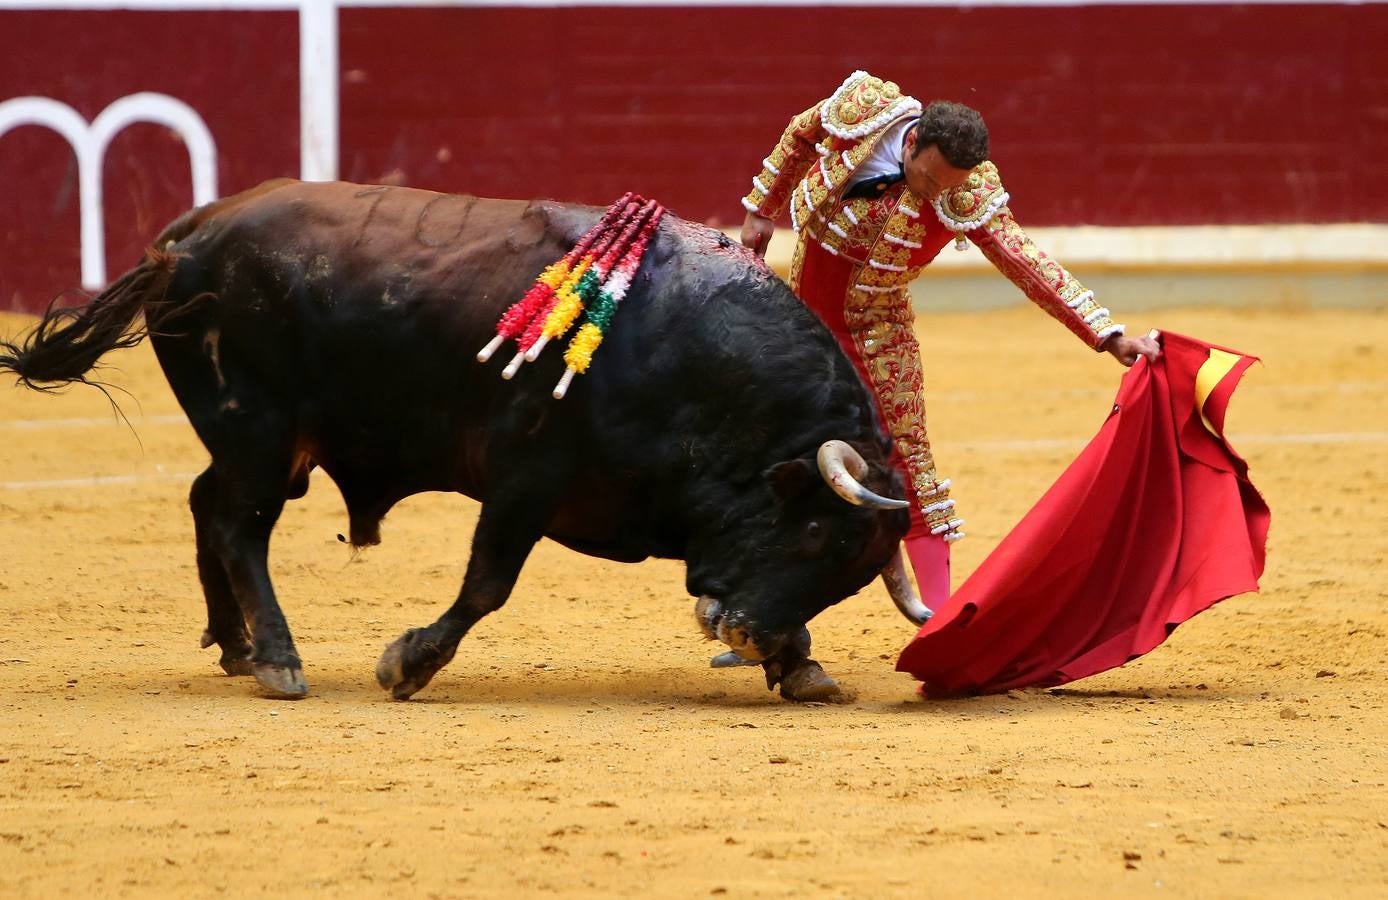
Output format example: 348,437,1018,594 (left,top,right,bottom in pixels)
764,458,816,500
